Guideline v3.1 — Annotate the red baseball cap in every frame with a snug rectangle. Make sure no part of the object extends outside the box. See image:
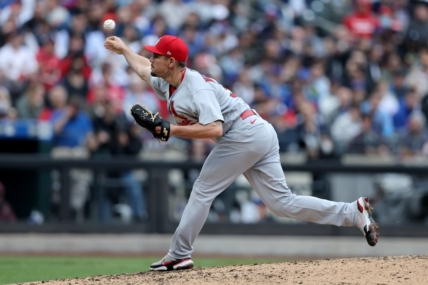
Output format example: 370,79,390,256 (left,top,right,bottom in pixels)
144,35,189,62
